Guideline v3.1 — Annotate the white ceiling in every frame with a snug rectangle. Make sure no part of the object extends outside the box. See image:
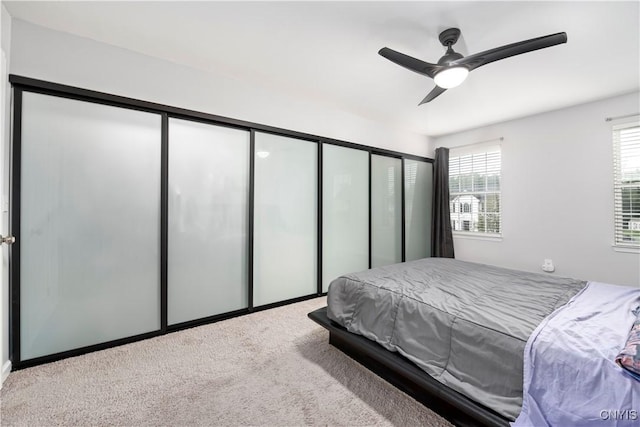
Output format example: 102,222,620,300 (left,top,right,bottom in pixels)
4,1,639,137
